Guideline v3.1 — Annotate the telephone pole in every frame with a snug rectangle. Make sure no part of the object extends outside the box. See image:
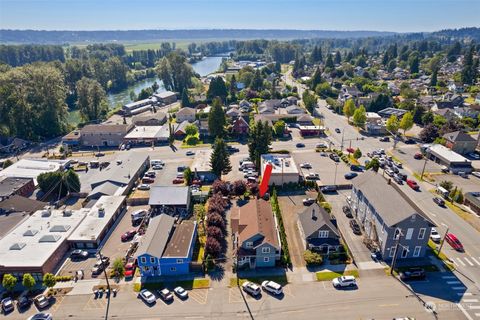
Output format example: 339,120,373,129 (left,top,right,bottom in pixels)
390,228,403,275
